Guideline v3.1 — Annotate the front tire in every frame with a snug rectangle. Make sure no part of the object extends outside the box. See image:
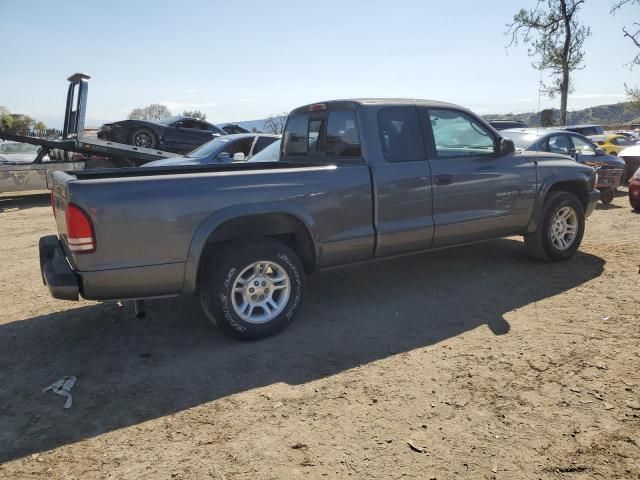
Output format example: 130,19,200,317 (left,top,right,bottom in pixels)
600,187,614,204
199,239,305,340
524,191,585,262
